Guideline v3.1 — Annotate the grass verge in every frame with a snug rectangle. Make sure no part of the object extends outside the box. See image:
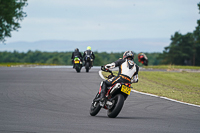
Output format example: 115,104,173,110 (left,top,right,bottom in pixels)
102,71,200,105
143,65,200,70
